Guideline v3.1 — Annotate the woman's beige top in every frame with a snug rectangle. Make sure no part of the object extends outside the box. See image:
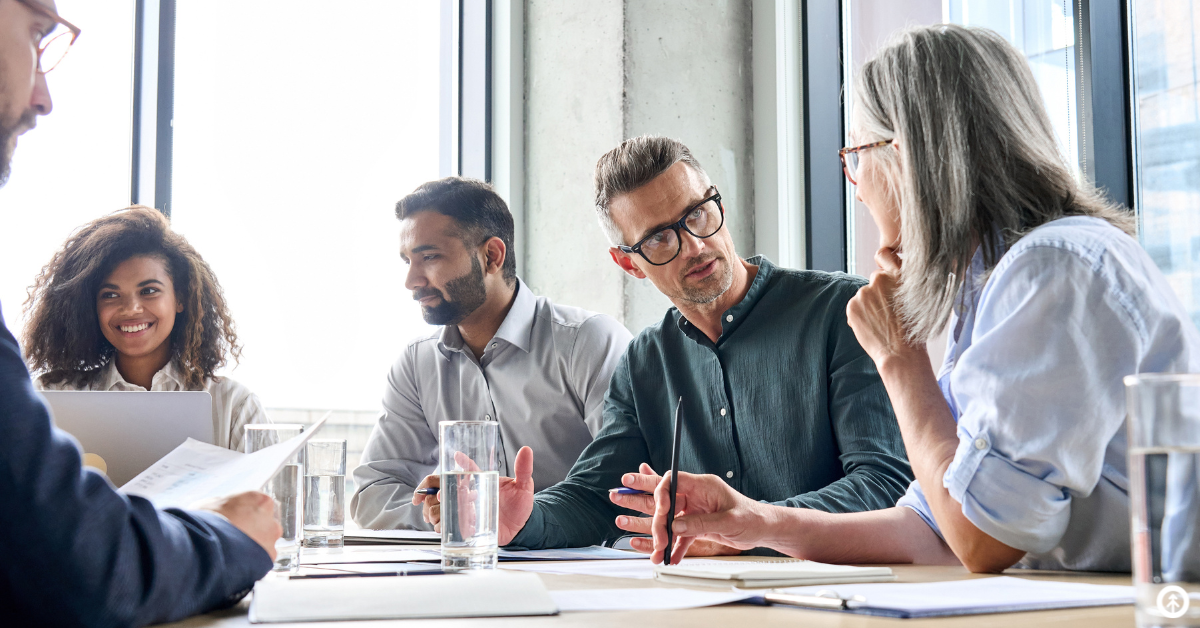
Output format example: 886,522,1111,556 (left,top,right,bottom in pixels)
38,360,269,452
